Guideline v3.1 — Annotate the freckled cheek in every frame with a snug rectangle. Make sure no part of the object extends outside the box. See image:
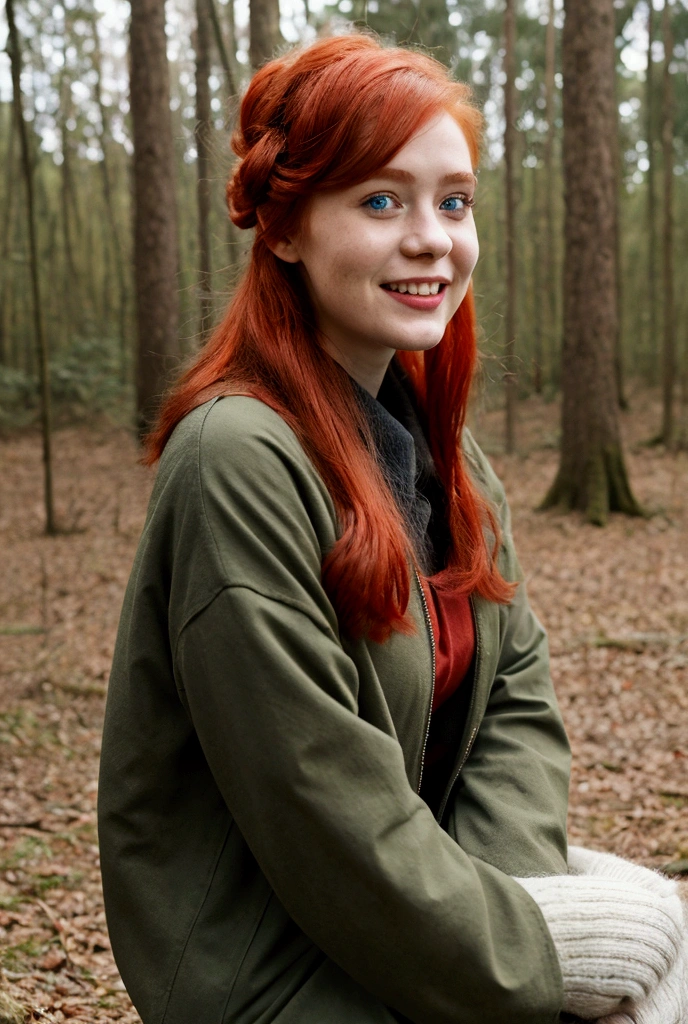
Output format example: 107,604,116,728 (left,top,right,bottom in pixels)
305,221,362,272
332,227,388,281
331,256,377,293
